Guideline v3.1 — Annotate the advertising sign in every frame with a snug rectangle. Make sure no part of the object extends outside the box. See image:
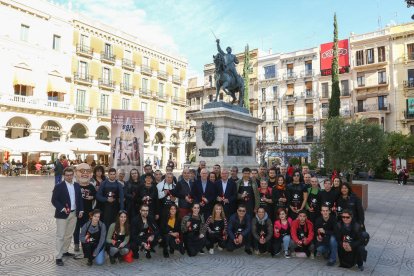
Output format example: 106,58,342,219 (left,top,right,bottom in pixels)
320,39,350,76
110,110,144,179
